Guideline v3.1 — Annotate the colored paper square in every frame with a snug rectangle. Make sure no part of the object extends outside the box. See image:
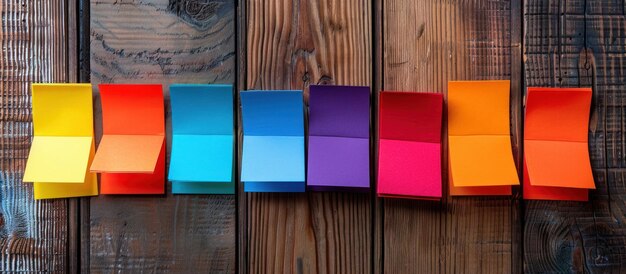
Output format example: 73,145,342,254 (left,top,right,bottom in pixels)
377,92,444,199
170,84,233,135
240,91,303,136
307,85,370,191
522,158,588,201
241,135,305,183
240,90,305,192
308,85,370,138
25,83,98,198
525,140,594,189
523,87,594,195
448,135,519,187
307,136,369,189
168,135,233,182
525,88,591,142
448,81,511,136
100,142,166,194
379,92,443,142
98,84,165,135
31,84,94,136
32,141,99,199
91,135,164,173
447,80,519,194
377,139,441,199
23,136,93,183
